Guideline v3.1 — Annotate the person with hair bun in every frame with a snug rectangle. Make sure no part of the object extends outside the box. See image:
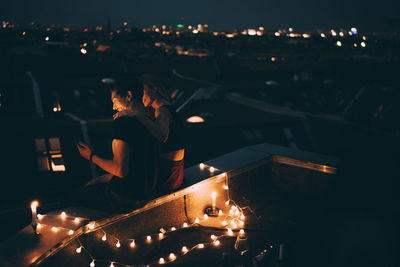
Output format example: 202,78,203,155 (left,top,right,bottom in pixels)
114,74,185,193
